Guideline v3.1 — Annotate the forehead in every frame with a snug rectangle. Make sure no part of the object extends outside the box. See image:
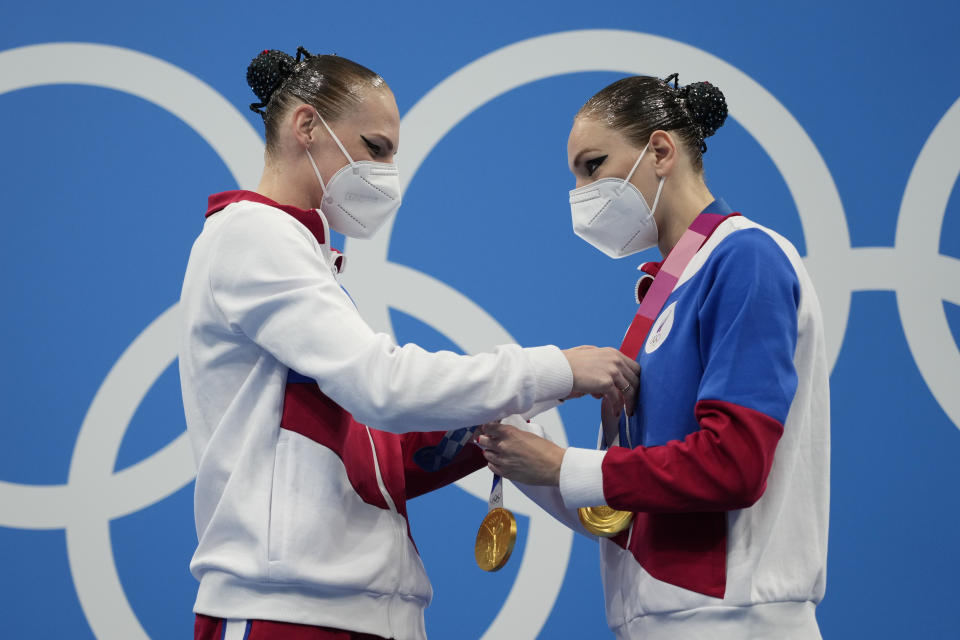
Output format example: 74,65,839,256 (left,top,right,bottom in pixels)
567,117,623,153
348,86,400,135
